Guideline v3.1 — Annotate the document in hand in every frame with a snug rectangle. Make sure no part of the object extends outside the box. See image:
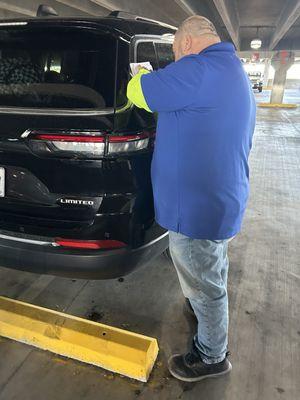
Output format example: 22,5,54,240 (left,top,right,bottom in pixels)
130,62,153,76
